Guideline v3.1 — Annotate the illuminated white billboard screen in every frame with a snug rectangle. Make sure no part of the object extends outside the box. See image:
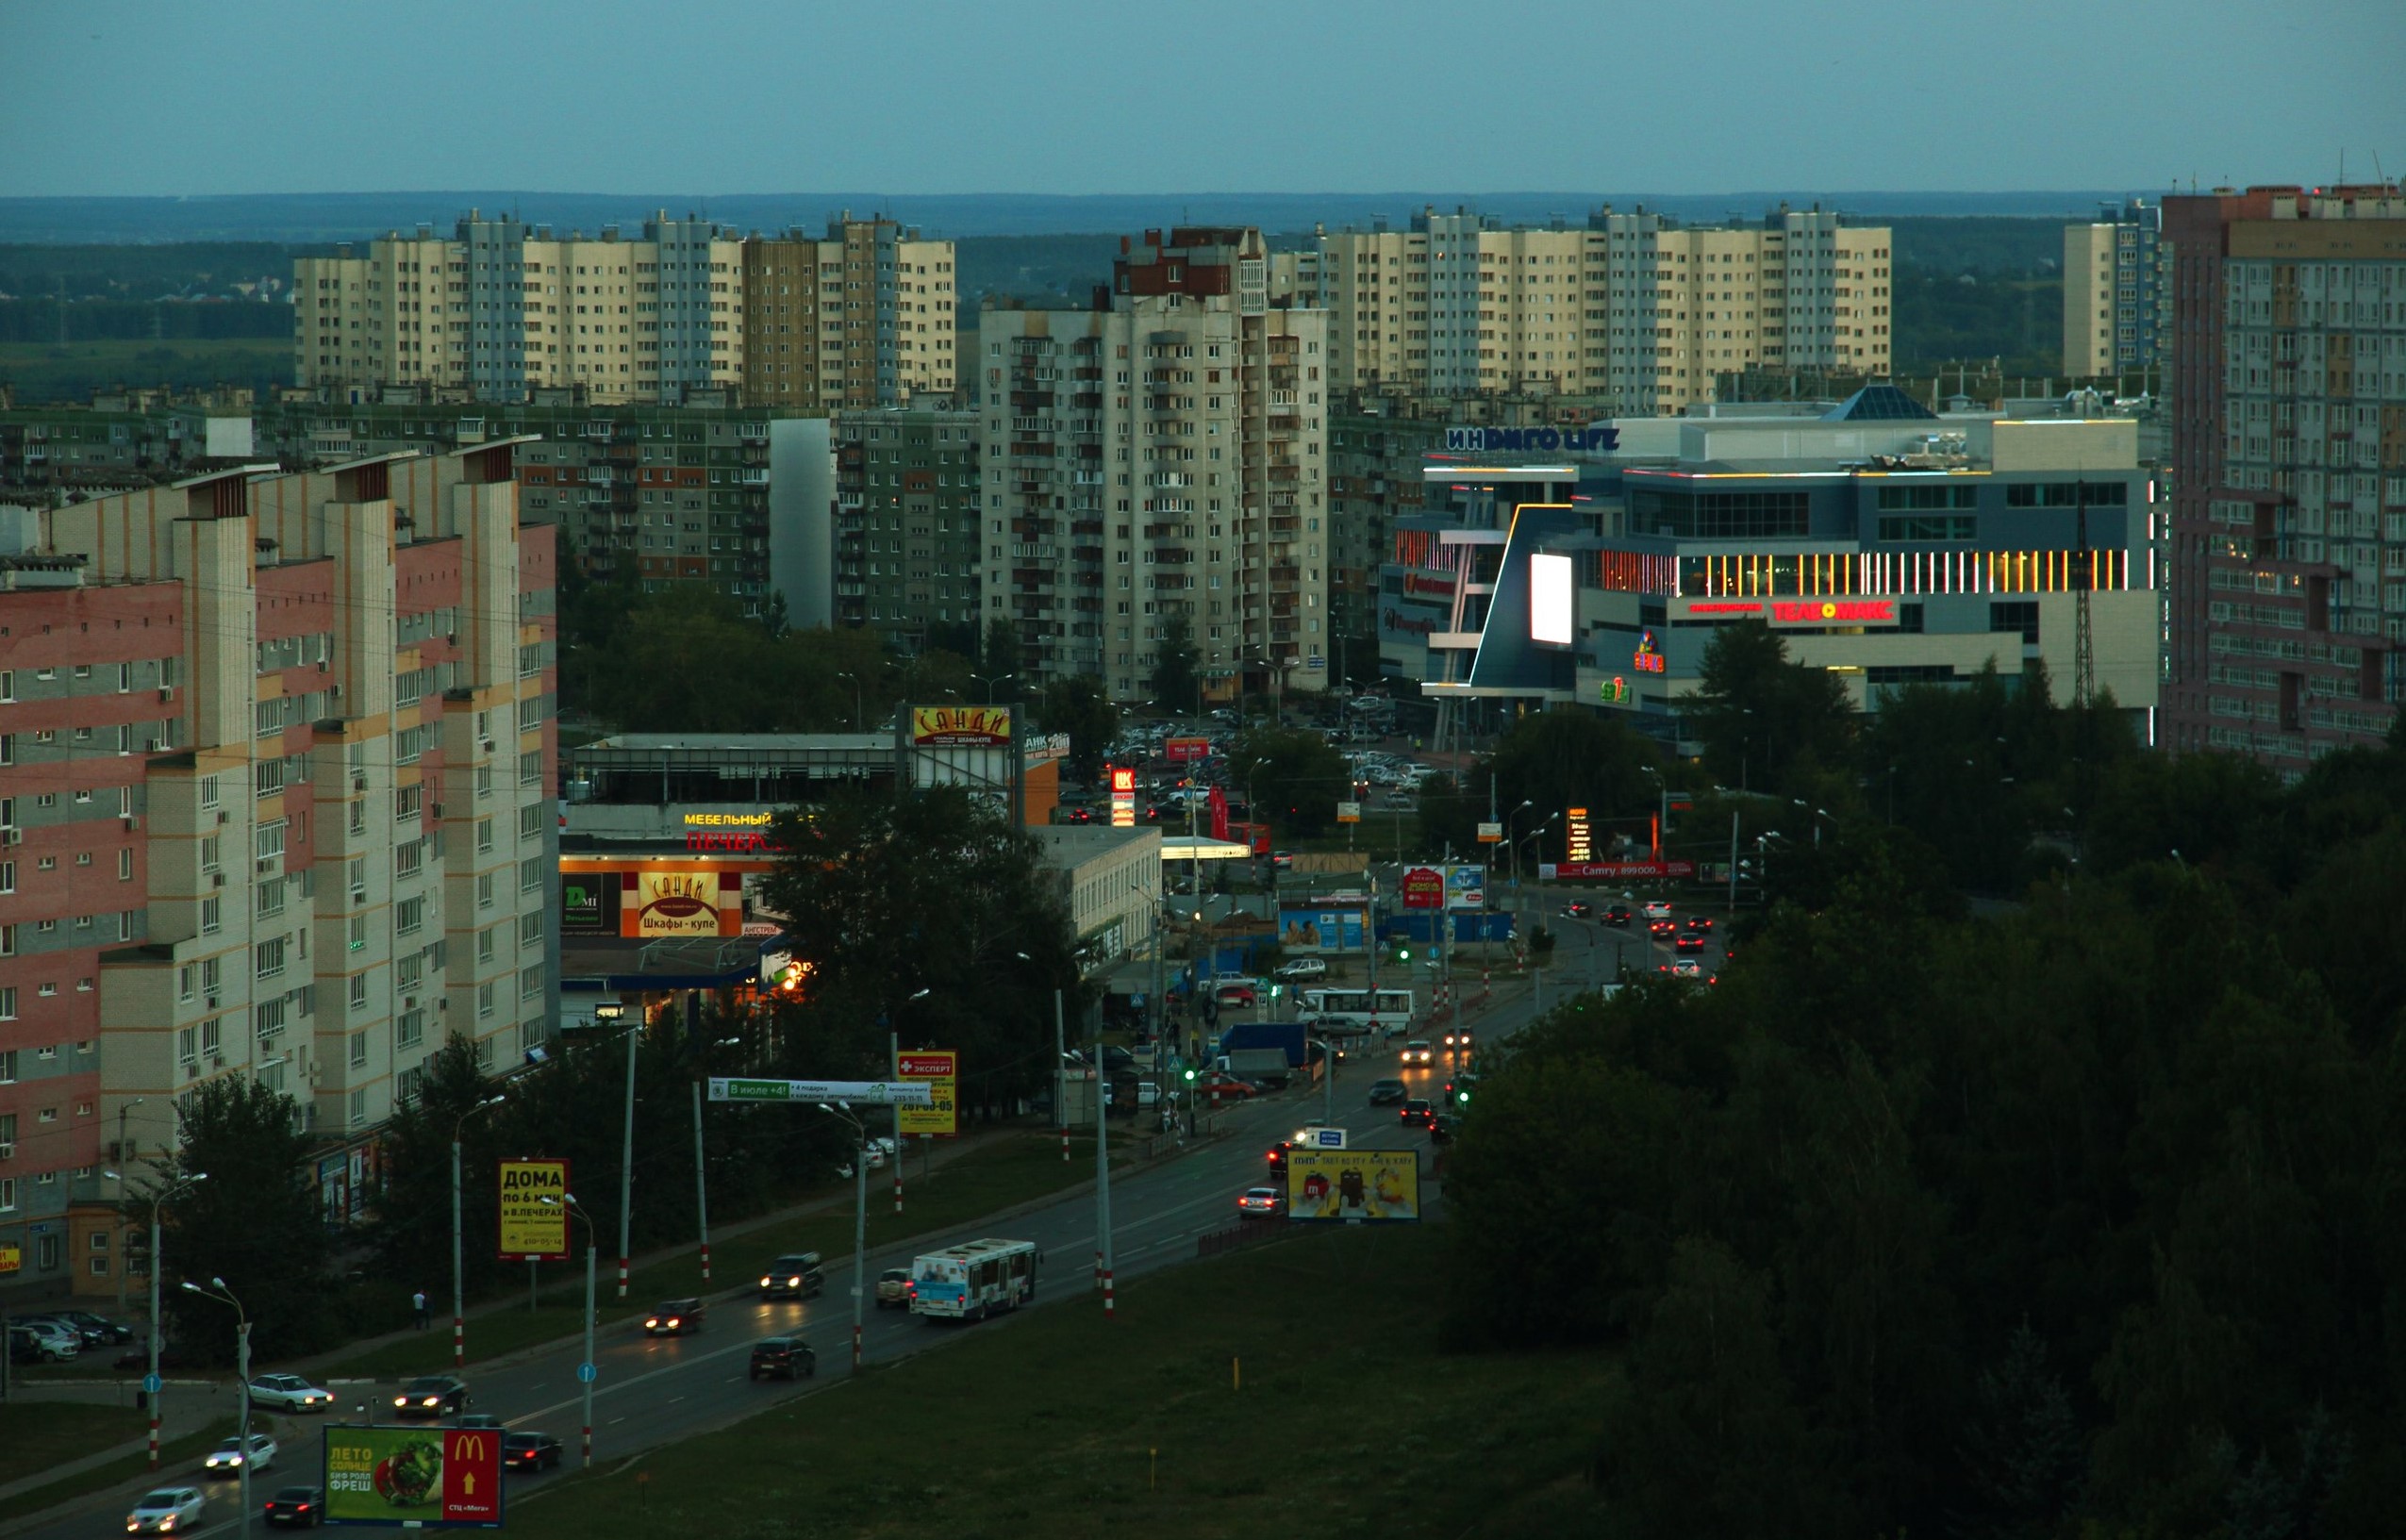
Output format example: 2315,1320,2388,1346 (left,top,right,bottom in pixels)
1530,553,1574,645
